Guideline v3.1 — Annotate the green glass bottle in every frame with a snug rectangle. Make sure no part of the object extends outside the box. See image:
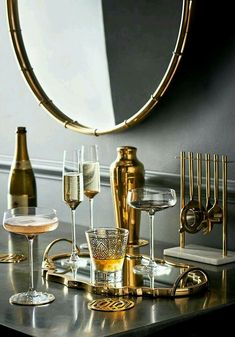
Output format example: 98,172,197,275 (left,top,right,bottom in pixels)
7,127,37,209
